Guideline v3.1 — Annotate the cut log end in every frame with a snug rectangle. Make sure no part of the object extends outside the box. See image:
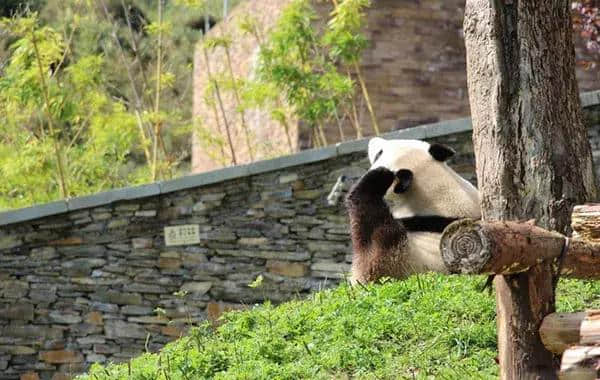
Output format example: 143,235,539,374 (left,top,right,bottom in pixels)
439,219,599,279
440,219,491,274
540,312,585,354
